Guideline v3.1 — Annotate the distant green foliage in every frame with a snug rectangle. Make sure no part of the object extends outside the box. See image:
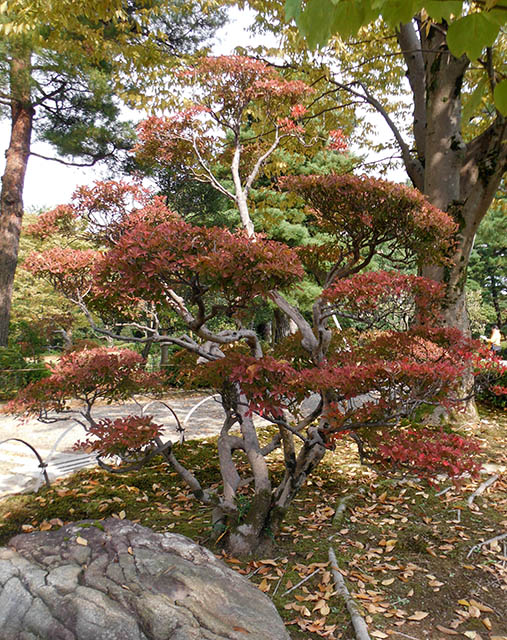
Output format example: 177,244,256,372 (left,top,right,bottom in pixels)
10,211,93,352
467,204,506,331
0,346,48,400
